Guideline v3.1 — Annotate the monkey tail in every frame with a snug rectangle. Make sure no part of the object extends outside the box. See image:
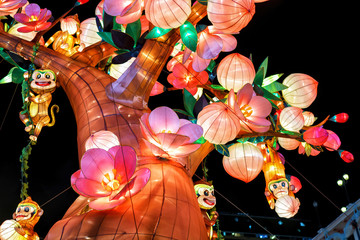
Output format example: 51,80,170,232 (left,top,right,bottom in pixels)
47,104,59,127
